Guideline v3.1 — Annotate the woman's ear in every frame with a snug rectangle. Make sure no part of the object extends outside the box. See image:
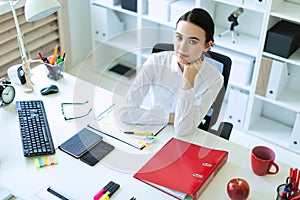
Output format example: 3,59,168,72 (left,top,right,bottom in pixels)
204,40,213,52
